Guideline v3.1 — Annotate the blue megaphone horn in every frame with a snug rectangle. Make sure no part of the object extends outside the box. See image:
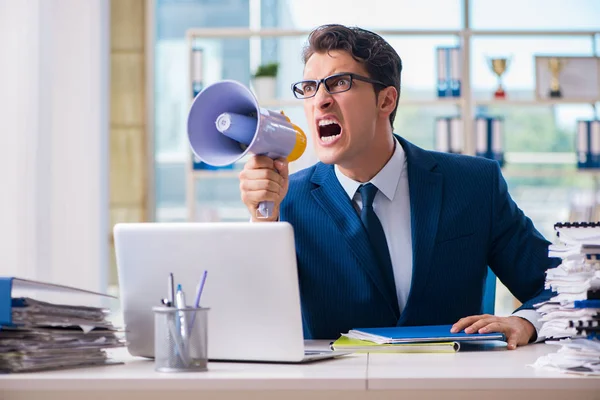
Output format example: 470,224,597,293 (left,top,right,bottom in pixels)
187,80,306,218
